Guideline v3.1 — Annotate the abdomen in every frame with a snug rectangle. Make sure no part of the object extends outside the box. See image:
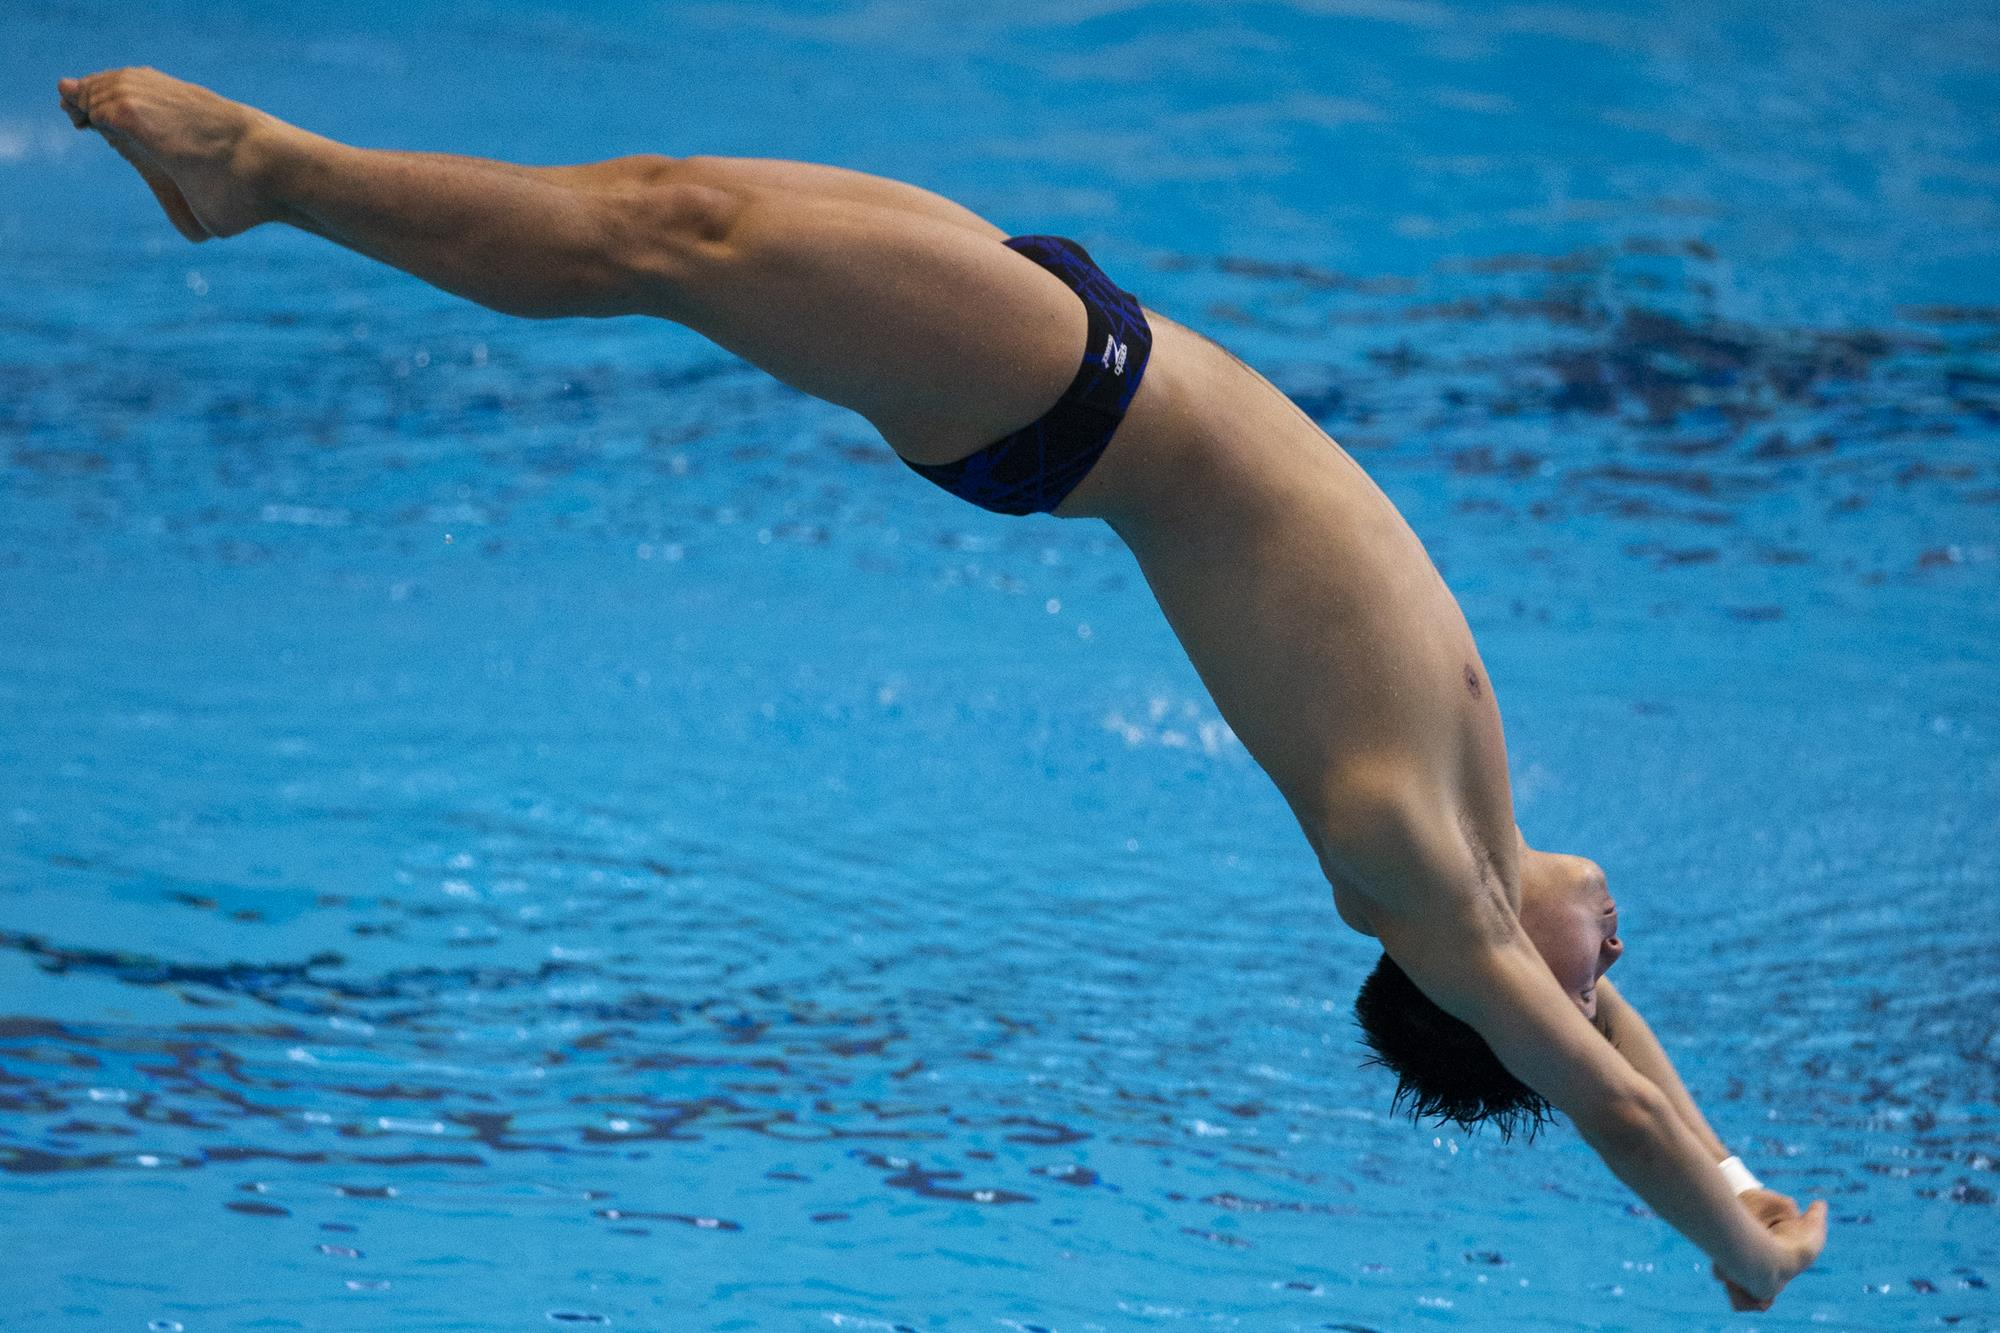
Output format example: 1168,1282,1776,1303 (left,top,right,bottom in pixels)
1107,326,1519,854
